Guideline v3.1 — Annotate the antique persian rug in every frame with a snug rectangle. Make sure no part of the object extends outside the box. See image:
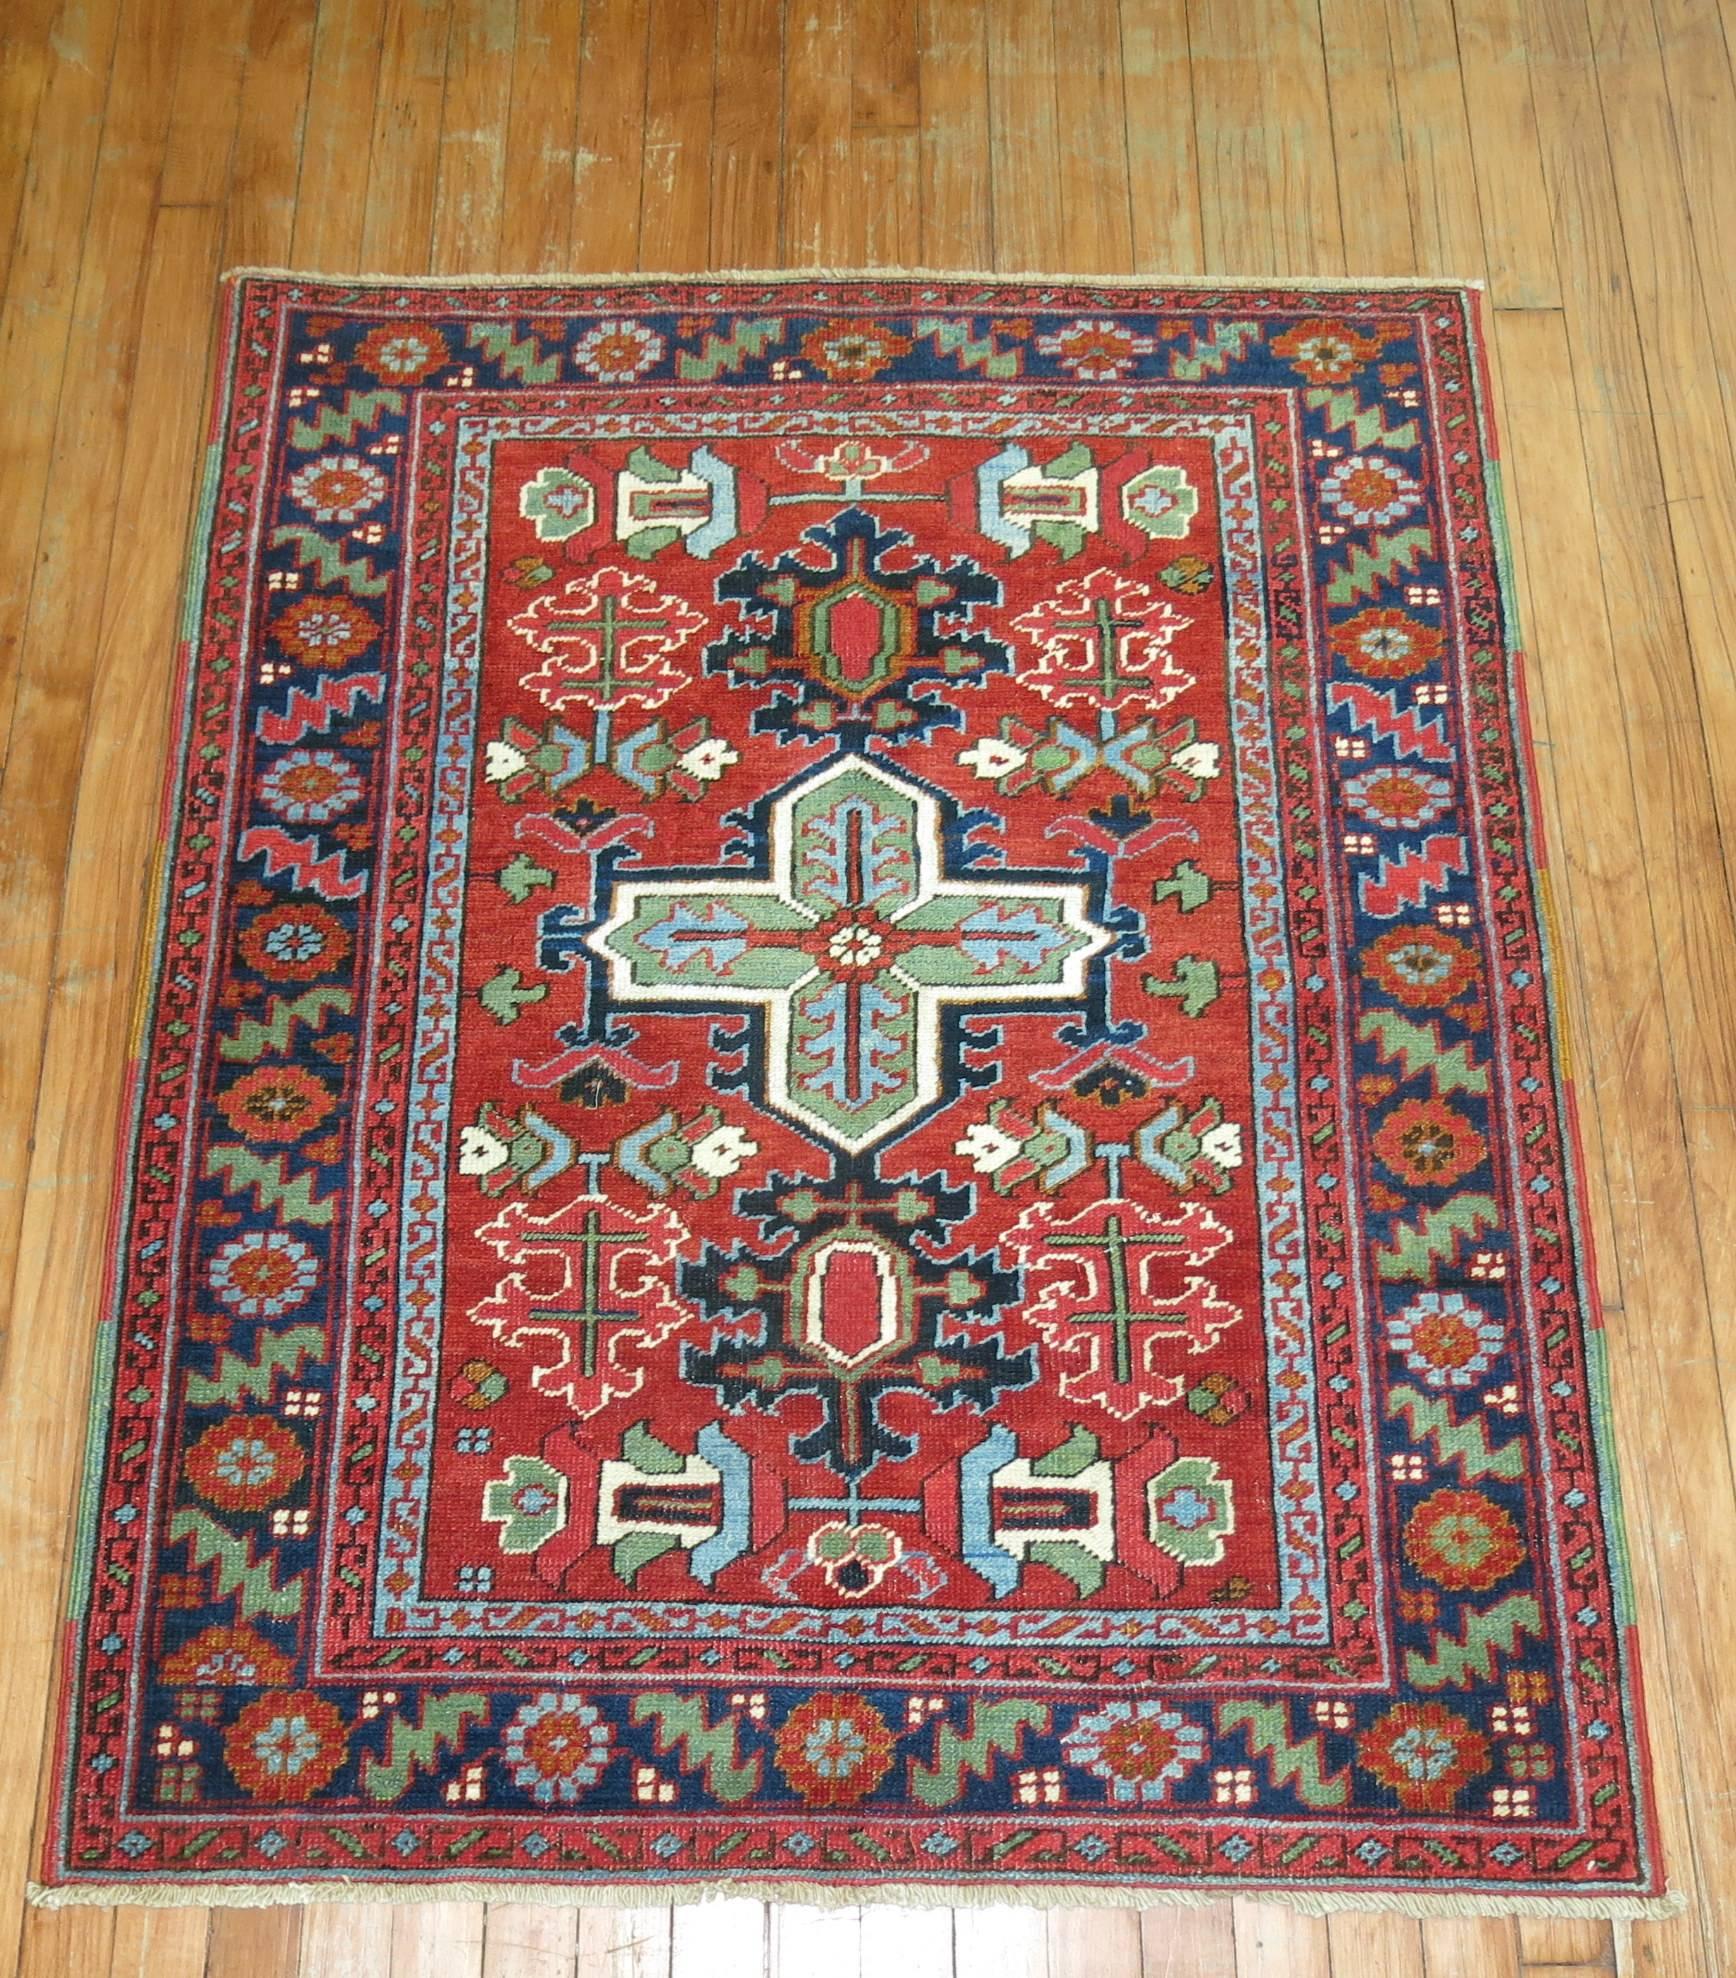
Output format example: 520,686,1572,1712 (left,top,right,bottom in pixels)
39,275,1670,1915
